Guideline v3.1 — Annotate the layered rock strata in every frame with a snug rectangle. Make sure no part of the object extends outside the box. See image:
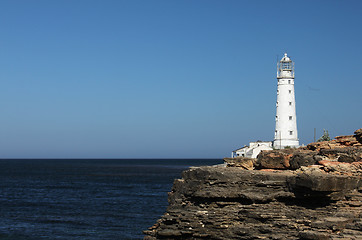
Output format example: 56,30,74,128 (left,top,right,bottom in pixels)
144,129,362,239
